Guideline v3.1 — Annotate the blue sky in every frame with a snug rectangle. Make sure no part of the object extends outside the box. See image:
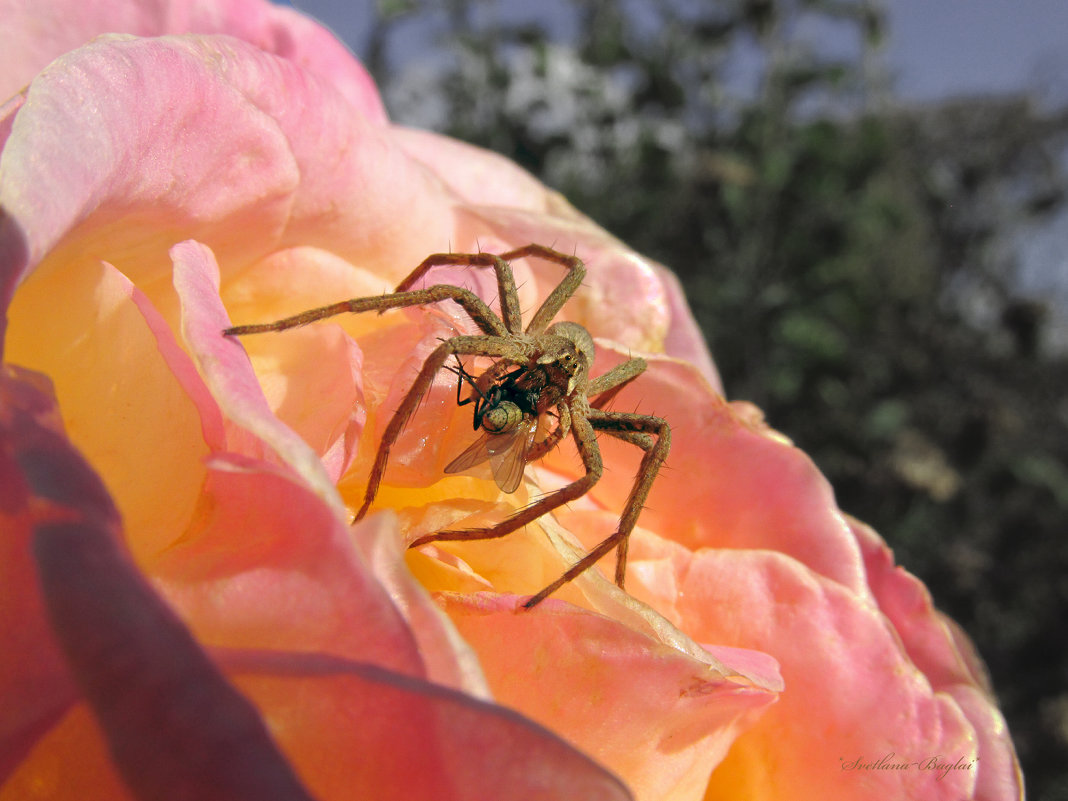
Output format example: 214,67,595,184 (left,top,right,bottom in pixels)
884,0,1068,101
295,0,1068,102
